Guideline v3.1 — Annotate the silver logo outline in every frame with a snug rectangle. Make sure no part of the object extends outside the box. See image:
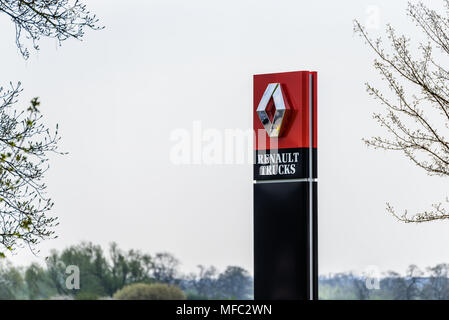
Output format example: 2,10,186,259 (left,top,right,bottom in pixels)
256,83,290,138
